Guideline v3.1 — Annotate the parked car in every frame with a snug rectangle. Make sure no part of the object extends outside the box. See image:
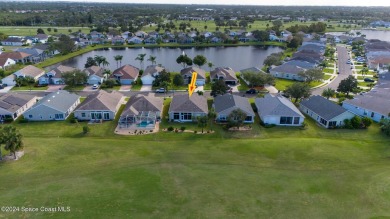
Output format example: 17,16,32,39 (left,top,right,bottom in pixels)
92,84,99,89
246,88,258,94
155,88,166,93
364,78,375,82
